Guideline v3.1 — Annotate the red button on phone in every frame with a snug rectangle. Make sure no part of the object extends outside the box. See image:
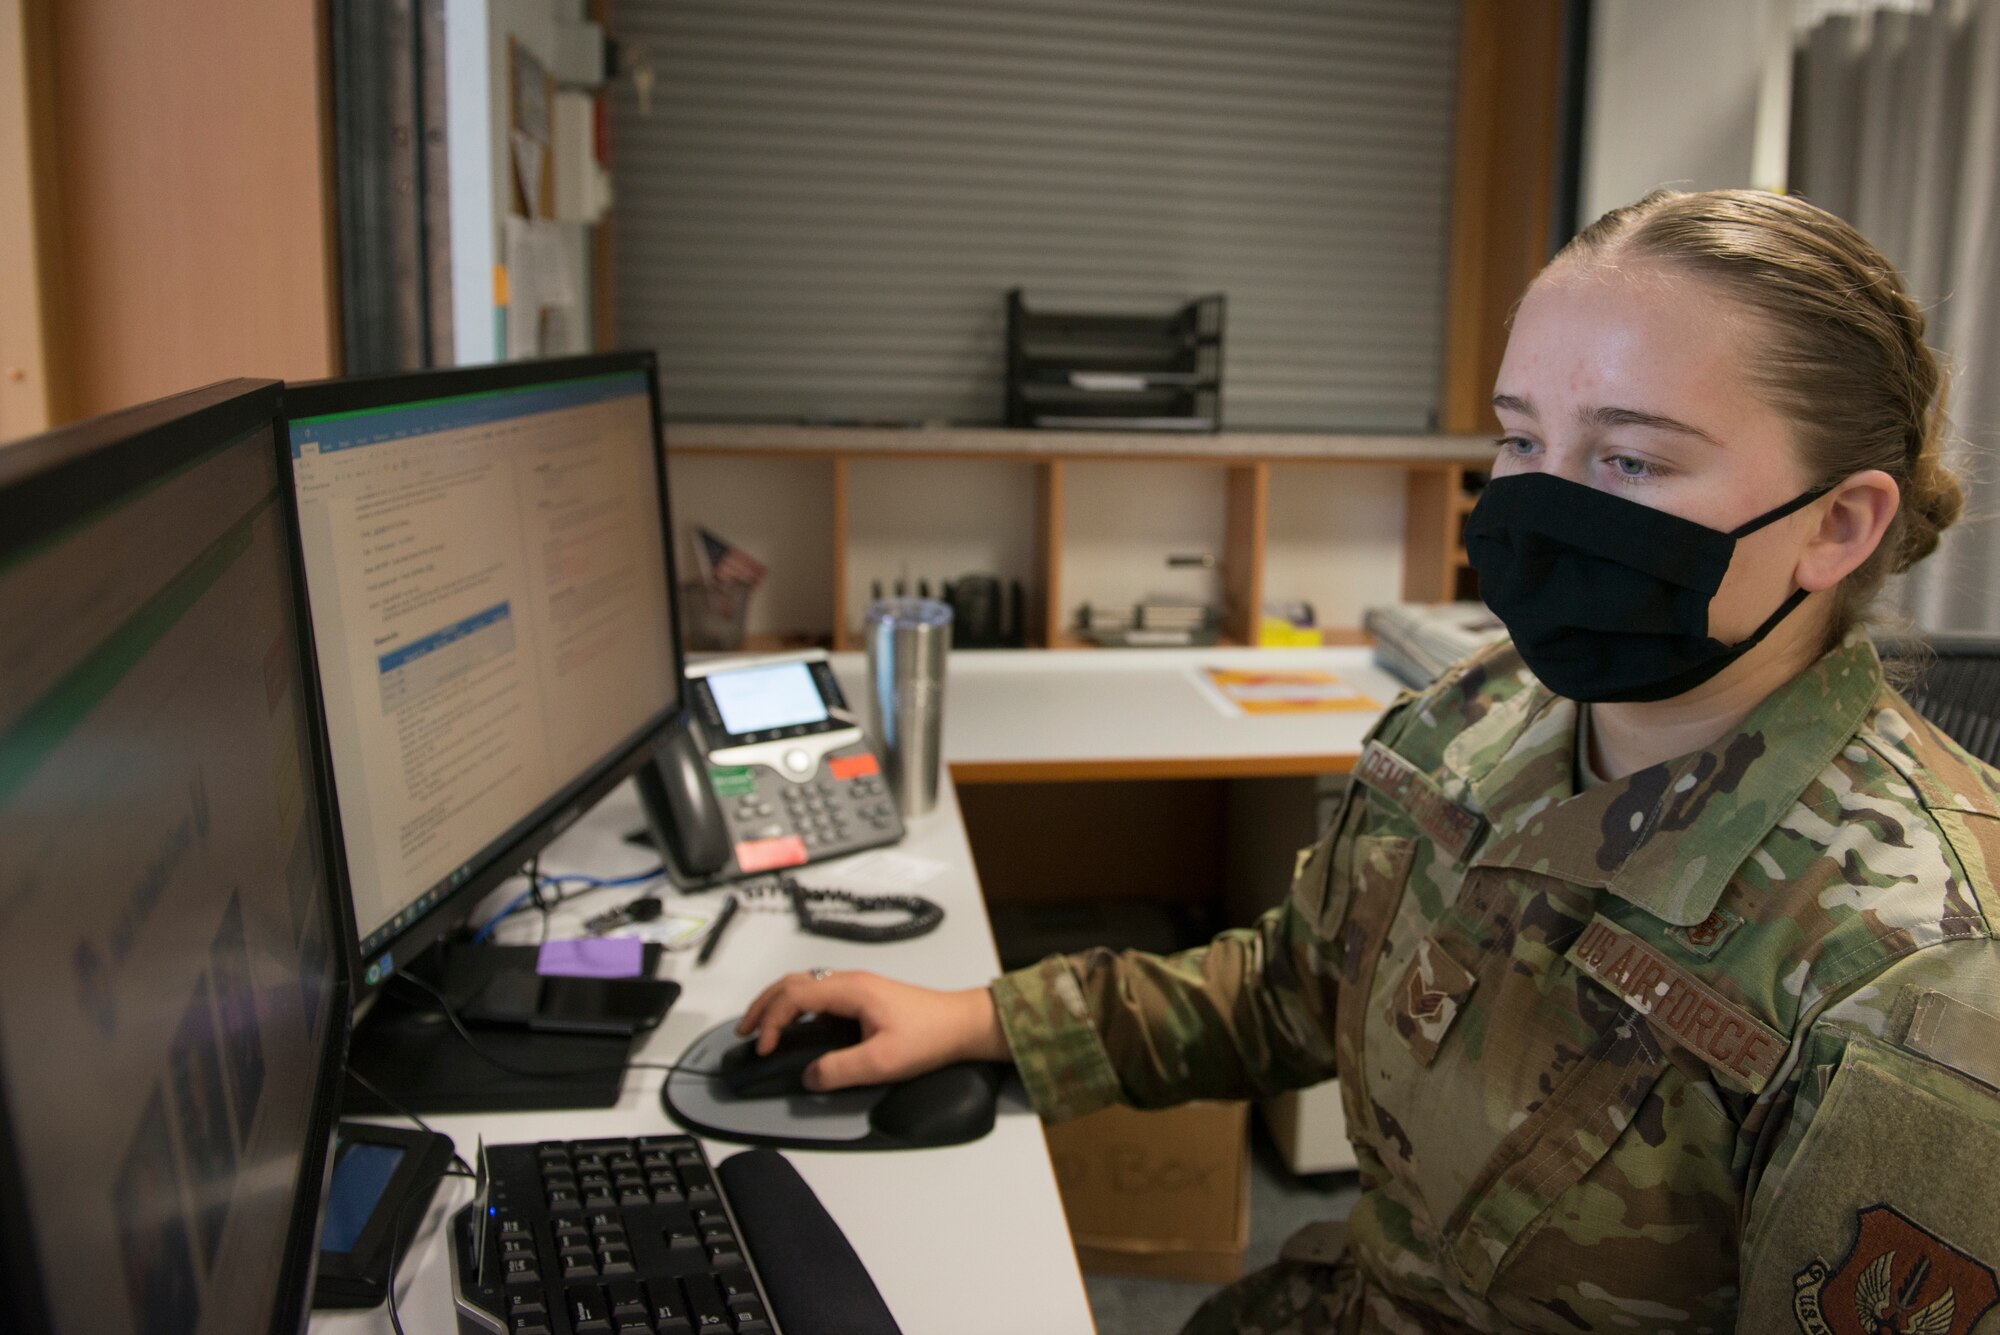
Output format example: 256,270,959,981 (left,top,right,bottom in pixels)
735,836,808,872
828,753,879,780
